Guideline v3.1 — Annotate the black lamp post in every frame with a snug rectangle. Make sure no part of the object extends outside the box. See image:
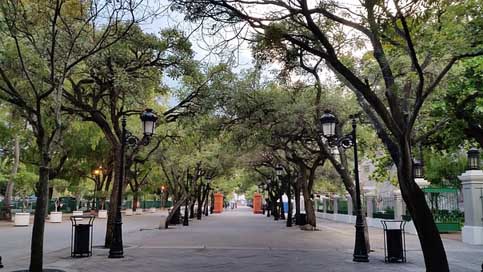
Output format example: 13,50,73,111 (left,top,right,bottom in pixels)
276,164,292,227
258,184,265,214
93,166,103,212
266,178,272,217
183,175,190,226
319,110,368,262
160,185,166,209
275,173,285,220
205,177,212,216
468,148,481,170
109,109,158,259
269,177,279,220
